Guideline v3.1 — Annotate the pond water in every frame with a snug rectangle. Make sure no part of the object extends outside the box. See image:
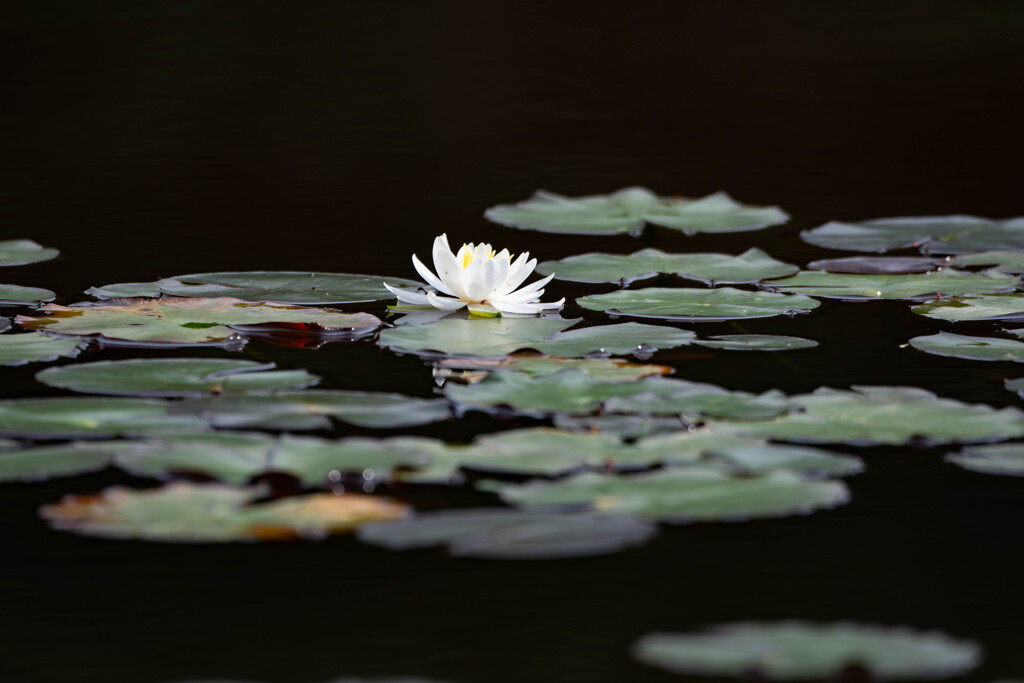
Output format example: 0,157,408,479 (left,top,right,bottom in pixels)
2,2,1023,681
